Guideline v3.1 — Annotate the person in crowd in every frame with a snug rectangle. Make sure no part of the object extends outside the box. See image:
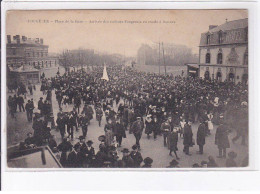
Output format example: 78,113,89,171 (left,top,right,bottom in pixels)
196,119,206,155
131,117,144,150
38,97,44,115
57,137,73,167
152,115,160,140
80,114,89,138
161,116,172,147
17,95,25,112
84,140,95,167
130,144,143,167
215,122,230,158
96,106,103,127
145,114,153,139
56,113,66,139
183,121,193,156
25,100,34,122
142,157,153,168
168,127,180,160
114,118,126,147
120,148,134,168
